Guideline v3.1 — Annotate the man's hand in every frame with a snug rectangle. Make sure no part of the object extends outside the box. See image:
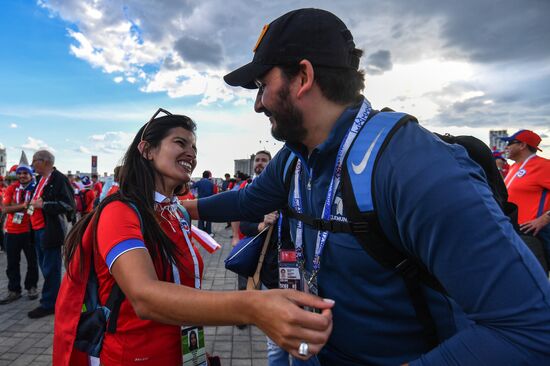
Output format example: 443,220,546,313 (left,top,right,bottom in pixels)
520,214,550,236
30,198,43,209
